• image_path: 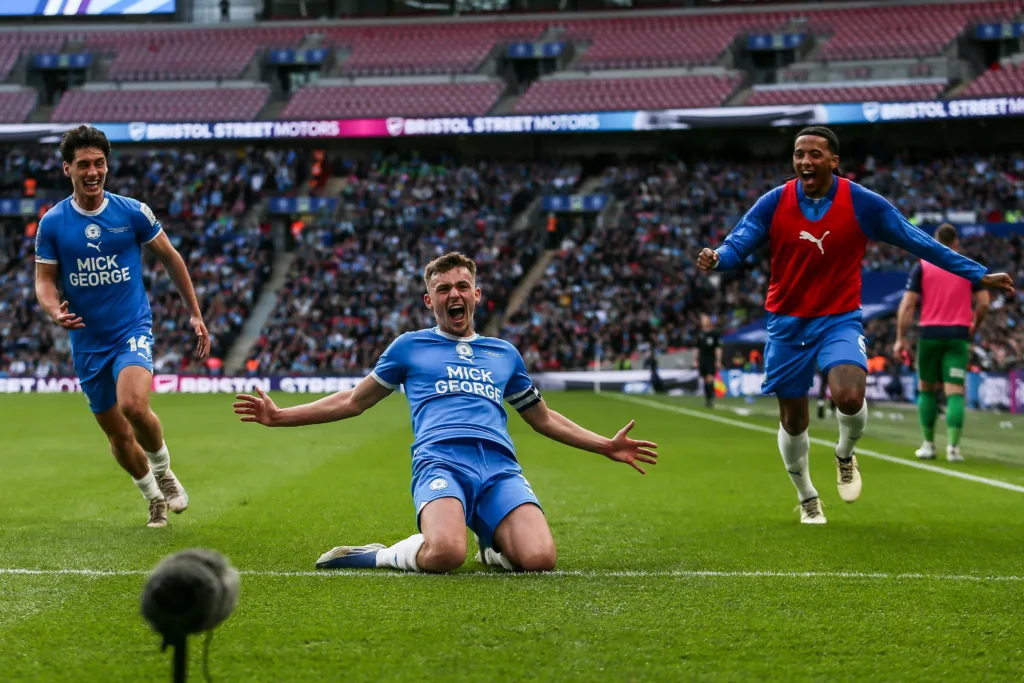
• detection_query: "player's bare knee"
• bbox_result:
[119,399,151,426]
[832,390,864,415]
[422,535,466,572]
[780,415,808,435]
[517,545,556,573]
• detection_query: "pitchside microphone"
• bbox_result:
[141,549,240,683]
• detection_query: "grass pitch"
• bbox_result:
[1,392,1022,681]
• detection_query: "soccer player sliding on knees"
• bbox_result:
[233,252,658,573]
[34,126,210,528]
[697,126,1014,524]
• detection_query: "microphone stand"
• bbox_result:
[163,635,188,683]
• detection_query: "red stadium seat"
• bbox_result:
[747,81,946,105]
[514,73,743,113]
[281,81,504,119]
[0,90,37,123]
[51,87,270,122]
[960,61,1024,97]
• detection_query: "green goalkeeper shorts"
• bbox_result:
[916,338,970,386]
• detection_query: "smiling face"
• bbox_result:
[64,146,107,208]
[793,134,838,199]
[424,266,481,338]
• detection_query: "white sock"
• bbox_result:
[375,533,424,572]
[133,470,163,501]
[778,424,817,502]
[482,547,516,571]
[145,442,170,478]
[836,401,867,460]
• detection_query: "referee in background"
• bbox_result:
[893,223,989,463]
[696,314,722,408]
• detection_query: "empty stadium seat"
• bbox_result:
[810,1,1022,61]
[0,90,38,123]
[0,32,67,81]
[282,81,503,119]
[51,87,270,122]
[747,81,946,105]
[961,61,1024,98]
[80,27,308,81]
[515,73,743,113]
[324,22,544,76]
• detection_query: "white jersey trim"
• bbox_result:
[370,371,397,391]
[432,327,479,342]
[35,257,58,265]
[71,196,108,217]
[142,227,164,245]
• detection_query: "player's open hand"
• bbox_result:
[52,301,85,330]
[191,315,211,359]
[697,248,720,272]
[980,273,1015,295]
[603,420,658,475]
[233,387,280,427]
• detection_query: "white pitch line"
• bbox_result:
[612,394,1024,495]
[0,567,1022,582]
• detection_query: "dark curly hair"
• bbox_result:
[59,125,111,165]
[795,125,840,156]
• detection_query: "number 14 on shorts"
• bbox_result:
[128,334,152,358]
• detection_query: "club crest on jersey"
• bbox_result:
[85,224,101,240]
[456,342,474,362]
[429,478,448,491]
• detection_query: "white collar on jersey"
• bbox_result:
[71,195,108,217]
[433,327,479,342]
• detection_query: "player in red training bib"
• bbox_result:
[697,127,1014,524]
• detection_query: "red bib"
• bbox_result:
[765,178,867,318]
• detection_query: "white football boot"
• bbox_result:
[798,497,827,524]
[157,469,189,514]
[946,445,964,463]
[915,441,937,460]
[835,452,862,503]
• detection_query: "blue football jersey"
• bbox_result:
[34,192,162,353]
[371,327,543,456]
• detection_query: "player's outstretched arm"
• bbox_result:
[861,195,1015,294]
[697,188,776,273]
[233,374,393,427]
[145,231,211,359]
[35,263,85,329]
[519,400,658,475]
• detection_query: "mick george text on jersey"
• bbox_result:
[435,365,503,403]
[69,255,131,288]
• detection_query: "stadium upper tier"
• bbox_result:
[961,60,1024,98]
[0,0,1018,97]
[746,81,947,106]
[0,90,37,124]
[282,81,504,120]
[514,73,744,114]
[52,86,270,123]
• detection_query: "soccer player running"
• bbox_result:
[233,252,658,573]
[697,127,1014,524]
[34,125,210,528]
[696,314,721,408]
[894,223,989,463]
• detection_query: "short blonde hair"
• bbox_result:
[423,252,477,290]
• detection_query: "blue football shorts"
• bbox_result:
[410,438,542,551]
[72,325,155,414]
[762,316,868,399]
